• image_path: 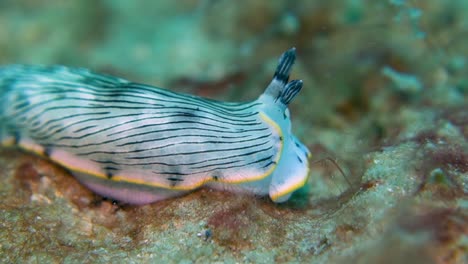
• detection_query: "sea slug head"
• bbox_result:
[258,48,311,203]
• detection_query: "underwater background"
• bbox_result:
[0,0,466,263]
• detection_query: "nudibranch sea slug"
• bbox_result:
[0,48,310,204]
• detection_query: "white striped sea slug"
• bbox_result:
[0,48,310,204]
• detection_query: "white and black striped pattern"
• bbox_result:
[0,48,310,204]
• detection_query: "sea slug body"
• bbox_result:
[0,48,310,204]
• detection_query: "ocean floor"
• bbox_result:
[0,1,466,263]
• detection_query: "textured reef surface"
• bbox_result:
[0,0,466,263]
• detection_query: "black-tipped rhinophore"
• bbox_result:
[273,48,296,84]
[279,80,303,105]
[264,48,299,102]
